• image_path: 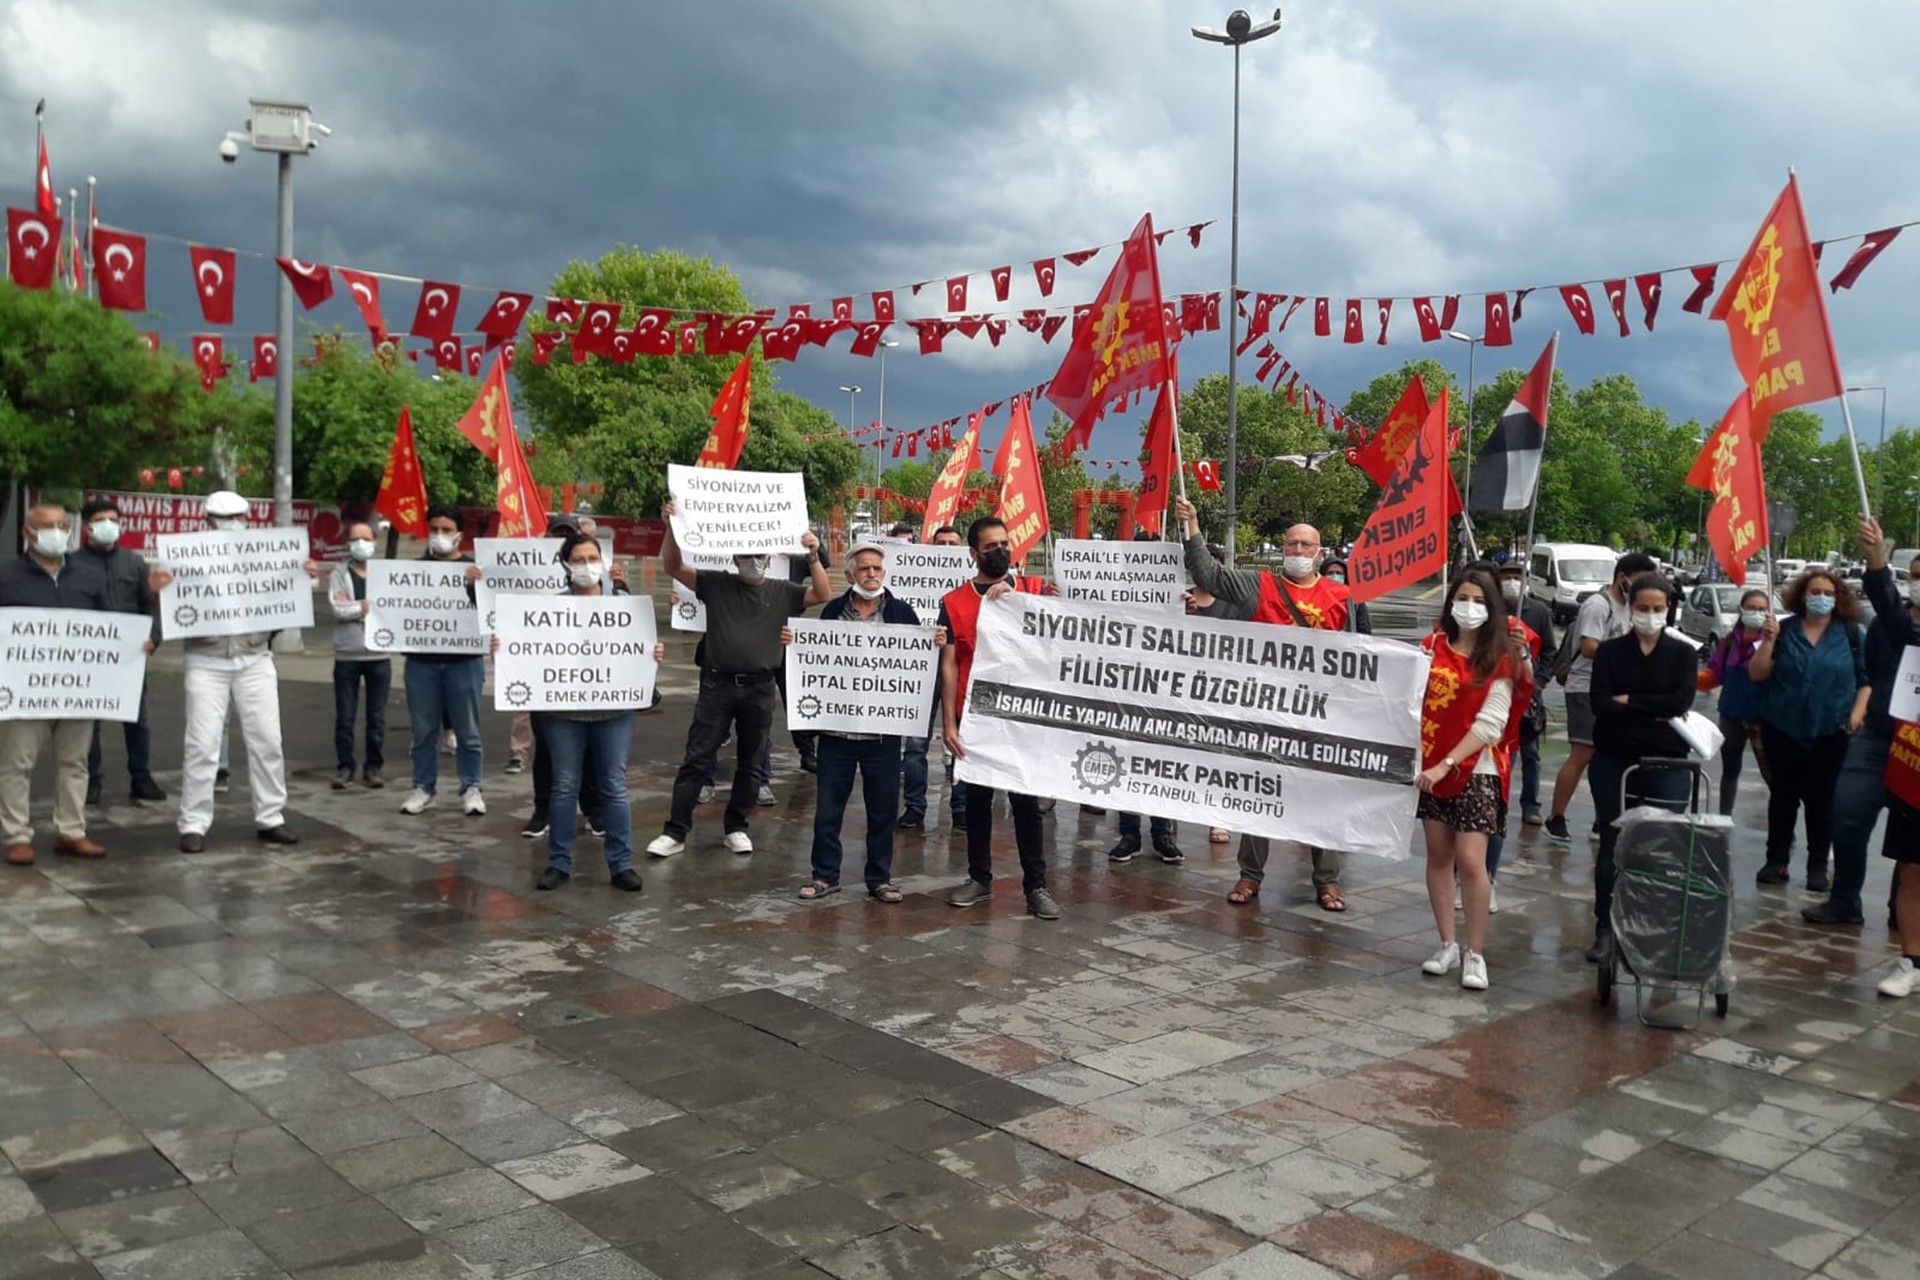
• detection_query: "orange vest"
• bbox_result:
[1252,572,1349,631]
[942,582,988,720]
[1420,634,1514,798]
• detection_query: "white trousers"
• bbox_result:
[181,653,287,834]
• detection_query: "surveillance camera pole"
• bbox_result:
[273,150,294,529]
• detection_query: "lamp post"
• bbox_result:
[875,340,899,494]
[221,100,330,529]
[1845,385,1888,512]
[1446,330,1483,558]
[839,383,863,516]
[1192,8,1283,558]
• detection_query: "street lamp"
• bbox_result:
[838,383,863,506]
[1192,8,1283,558]
[1845,386,1888,511]
[1446,330,1483,558]
[875,340,899,494]
[220,99,330,529]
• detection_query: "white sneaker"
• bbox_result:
[1421,941,1460,976]
[757,784,775,807]
[1488,883,1500,914]
[1878,960,1919,998]
[646,834,684,859]
[461,787,486,816]
[725,831,754,855]
[1461,949,1489,991]
[400,788,434,815]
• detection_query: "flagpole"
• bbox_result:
[65,187,78,290]
[1835,395,1875,518]
[84,175,95,300]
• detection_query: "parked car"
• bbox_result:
[1772,557,1806,584]
[1677,582,1785,657]
[1528,542,1619,624]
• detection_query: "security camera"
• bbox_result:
[219,137,240,163]
[1227,9,1252,38]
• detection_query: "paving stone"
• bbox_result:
[148,1123,316,1183]
[348,1055,482,1099]
[377,1167,538,1233]
[670,1150,813,1212]
[193,1163,360,1228]
[1192,1243,1346,1279]
[1091,1201,1257,1277]
[556,1178,724,1248]
[92,1226,284,1280]
[325,1133,475,1194]
[730,1182,892,1252]
[515,1251,663,1280]
[604,1115,753,1174]
[497,1143,649,1201]
[442,1203,606,1277]
[24,1147,188,1214]
[1,1115,149,1174]
[51,1187,225,1259]
[280,1102,429,1157]
[442,1109,589,1165]
[801,1222,968,1280]
[243,1196,418,1272]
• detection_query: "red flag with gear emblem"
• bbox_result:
[1710,174,1844,422]
[1044,213,1172,454]
[1347,388,1451,604]
[992,394,1050,562]
[920,409,984,541]
[493,406,547,539]
[455,352,512,461]
[375,405,430,538]
[1685,394,1769,587]
[698,357,753,469]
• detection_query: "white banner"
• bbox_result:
[153,528,314,639]
[1053,539,1184,612]
[474,538,606,632]
[1891,647,1920,723]
[667,465,809,556]
[785,618,939,736]
[670,553,791,633]
[954,594,1429,858]
[876,541,973,623]
[493,594,658,713]
[0,609,150,722]
[364,561,485,655]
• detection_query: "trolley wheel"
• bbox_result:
[1714,992,1729,1018]
[1597,955,1615,1007]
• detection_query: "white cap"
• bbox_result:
[848,540,888,560]
[203,490,248,517]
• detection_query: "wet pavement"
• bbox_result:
[3,630,1917,1280]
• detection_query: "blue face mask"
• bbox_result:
[1805,594,1835,618]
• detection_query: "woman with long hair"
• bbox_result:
[1417,567,1520,992]
[1704,586,1774,815]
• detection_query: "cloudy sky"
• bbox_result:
[5,0,1919,465]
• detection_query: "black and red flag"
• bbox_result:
[1469,334,1558,513]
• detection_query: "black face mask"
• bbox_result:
[978,547,1013,579]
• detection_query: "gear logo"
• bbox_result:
[372,628,396,649]
[1072,741,1124,795]
[1426,665,1460,711]
[485,609,497,631]
[0,687,12,713]
[504,680,533,708]
[676,599,698,622]
[681,527,706,549]
[173,604,199,630]
[796,694,823,719]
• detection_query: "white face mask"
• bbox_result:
[1739,609,1769,631]
[212,517,245,532]
[1908,582,1920,608]
[1451,601,1488,631]
[851,581,885,600]
[1282,555,1318,582]
[348,539,376,562]
[569,562,604,589]
[427,533,459,557]
[31,527,68,559]
[1631,609,1666,636]
[735,556,767,584]
[1501,580,1524,604]
[88,520,121,549]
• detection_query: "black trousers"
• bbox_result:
[531,712,602,824]
[965,784,1048,892]
[1760,726,1848,871]
[667,674,776,838]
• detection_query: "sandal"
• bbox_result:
[1316,884,1347,913]
[1210,827,1230,844]
[867,882,904,904]
[1227,878,1261,905]
[797,880,841,900]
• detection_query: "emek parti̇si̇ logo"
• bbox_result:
[1072,741,1124,795]
[796,694,823,719]
[504,680,533,708]
[172,604,199,629]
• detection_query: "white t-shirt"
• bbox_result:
[1564,589,1628,694]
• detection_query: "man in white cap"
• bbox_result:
[172,491,299,852]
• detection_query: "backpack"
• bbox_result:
[1548,625,1581,686]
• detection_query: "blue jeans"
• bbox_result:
[903,731,930,814]
[1827,728,1892,916]
[332,659,390,774]
[545,715,634,875]
[1118,813,1173,841]
[810,734,900,887]
[88,680,154,786]
[406,658,484,793]
[1589,754,1693,928]
[1486,834,1504,883]
[1518,729,1542,811]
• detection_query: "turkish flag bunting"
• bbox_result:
[35,136,54,218]
[907,433,919,458]
[572,303,623,360]
[1255,346,1283,382]
[1376,298,1393,345]
[467,345,486,376]
[1602,279,1630,336]
[1685,393,1769,585]
[493,395,548,538]
[1512,288,1532,322]
[848,320,888,357]
[1410,297,1442,342]
[991,266,1012,301]
[1033,259,1057,296]
[678,320,700,355]
[250,335,278,382]
[1203,293,1221,331]
[1249,293,1277,334]
[789,304,811,320]
[1194,459,1221,491]
[1179,294,1205,335]
[984,317,1008,347]
[1313,298,1331,337]
[375,406,431,537]
[140,332,160,354]
[190,334,223,383]
[1559,284,1596,335]
[1348,387,1452,604]
[871,290,895,322]
[632,308,675,356]
[91,228,147,311]
[335,268,389,344]
[1039,315,1066,344]
[7,208,60,289]
[1279,297,1306,331]
[1439,296,1461,332]
[607,331,636,364]
[698,356,753,469]
[1063,248,1099,267]
[1045,213,1173,455]
[1189,222,1208,248]
[831,296,853,322]
[189,245,236,325]
[476,291,532,345]
[532,332,563,365]
[1235,325,1264,358]
[945,275,968,311]
[1018,309,1046,333]
[433,337,462,373]
[277,258,334,309]
[1484,293,1513,346]
[501,343,516,371]
[920,409,983,541]
[1681,265,1718,314]
[1710,174,1844,421]
[760,316,805,362]
[1635,272,1663,330]
[410,281,462,343]
[545,297,583,326]
[954,314,985,339]
[1829,227,1901,292]
[993,395,1050,562]
[456,353,512,460]
[912,319,946,355]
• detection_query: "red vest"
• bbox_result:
[1420,634,1514,798]
[1487,620,1539,798]
[942,582,988,719]
[1253,571,1349,631]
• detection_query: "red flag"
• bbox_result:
[190,334,223,386]
[140,331,159,354]
[1063,247,1099,267]
[1033,259,1056,296]
[6,208,60,289]
[89,227,146,311]
[1635,272,1663,330]
[34,136,54,218]
[1375,298,1393,345]
[374,407,429,537]
[1313,298,1331,336]
[1829,227,1901,293]
[1484,293,1512,346]
[428,337,459,372]
[1342,299,1365,344]
[1711,176,1844,421]
[1682,265,1718,314]
[1135,377,1178,536]
[1559,284,1596,335]
[1350,377,1431,487]
[466,345,485,376]
[1045,213,1172,452]
[189,245,236,325]
[1348,388,1451,604]
[849,321,889,357]
[830,296,853,323]
[1685,394,1769,586]
[872,290,895,322]
[920,409,984,541]
[945,275,968,311]
[993,395,1049,561]
[991,266,1012,301]
[698,357,753,468]
[532,332,563,365]
[334,268,389,344]
[1194,459,1221,491]
[276,258,334,309]
[493,405,547,539]
[1412,297,1442,342]
[476,291,532,346]
[546,297,583,325]
[410,281,461,343]
[455,353,512,460]
[1439,296,1461,332]
[1602,278,1630,337]
[760,316,805,362]
[250,335,278,382]
[573,302,622,359]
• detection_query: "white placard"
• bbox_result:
[954,593,1430,858]
[154,527,314,639]
[473,537,613,630]
[1891,647,1920,723]
[876,541,974,623]
[364,561,485,655]
[667,465,808,556]
[0,609,150,722]
[493,593,658,712]
[670,553,791,633]
[1053,539,1184,612]
[785,618,939,736]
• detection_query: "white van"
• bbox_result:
[1772,557,1806,585]
[1528,542,1619,624]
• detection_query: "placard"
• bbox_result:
[493,594,658,712]
[667,465,809,555]
[876,541,974,623]
[0,609,150,722]
[1890,647,1920,724]
[364,561,485,654]
[785,618,939,736]
[153,527,314,639]
[472,537,612,631]
[1053,539,1184,611]
[954,593,1429,857]
[670,553,790,633]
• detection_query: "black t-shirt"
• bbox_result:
[1590,633,1695,760]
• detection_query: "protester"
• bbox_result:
[793,542,921,903]
[779,541,829,776]
[1498,560,1555,826]
[650,502,828,857]
[1806,518,1914,929]
[904,523,966,832]
[77,496,165,804]
[171,490,299,853]
[1175,495,1351,911]
[1479,560,1545,910]
[521,514,606,840]
[1586,573,1697,962]
[1749,567,1869,890]
[1181,542,1247,846]
[399,504,487,817]
[1545,553,1656,842]
[1317,556,1371,635]
[887,521,916,541]
[941,517,1058,919]
[327,519,389,789]
[1,502,115,865]
[1703,586,1774,816]
[1415,567,1519,992]
[533,531,664,893]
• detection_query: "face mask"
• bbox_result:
[1451,601,1488,630]
[735,556,767,584]
[1282,555,1317,581]
[348,539,375,562]
[851,582,885,600]
[88,520,121,550]
[212,517,245,532]
[1908,582,1920,607]
[1740,609,1769,631]
[1501,580,1524,604]
[1805,594,1835,618]
[31,528,68,559]
[569,562,605,589]
[978,547,1013,579]
[427,533,459,557]
[1324,572,1345,585]
[1632,609,1666,635]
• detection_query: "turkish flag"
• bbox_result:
[1063,247,1099,267]
[1194,459,1221,491]
[698,356,753,469]
[35,136,54,218]
[573,302,623,360]
[433,337,463,372]
[872,290,895,322]
[455,353,512,460]
[6,208,60,289]
[1045,213,1172,453]
[991,265,1012,302]
[277,258,334,309]
[1135,372,1178,536]
[1830,227,1900,292]
[992,395,1050,561]
[1376,298,1393,345]
[630,308,675,356]
[189,245,236,325]
[1602,279,1630,337]
[677,320,700,355]
[1343,299,1365,344]
[89,228,146,311]
[190,334,223,383]
[605,329,636,365]
[1635,272,1664,330]
[760,316,806,362]
[1685,394,1769,585]
[943,276,968,311]
[493,404,547,539]
[336,268,389,344]
[829,296,853,323]
[476,291,532,346]
[1313,298,1331,336]
[546,297,583,326]
[1033,258,1057,296]
[1682,265,1718,314]
[913,319,947,355]
[532,332,563,365]
[250,335,278,382]
[410,281,461,343]
[1710,175,1844,421]
[1484,293,1513,346]
[1439,296,1461,332]
[1559,284,1596,335]
[1348,387,1451,604]
[466,345,485,376]
[920,409,984,541]
[140,331,160,354]
[1040,315,1065,343]
[849,321,889,357]
[374,406,430,537]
